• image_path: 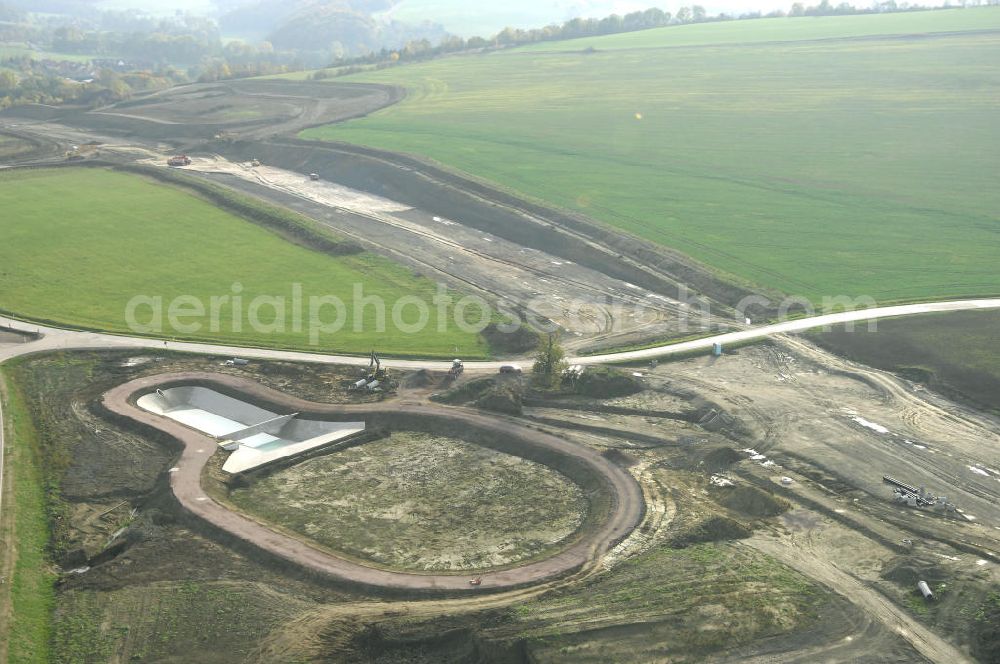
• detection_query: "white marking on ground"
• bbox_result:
[852,416,890,434]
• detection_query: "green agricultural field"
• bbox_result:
[521,7,1000,51]
[0,45,98,63]
[0,168,487,357]
[302,8,1000,303]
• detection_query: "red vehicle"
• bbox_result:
[167,155,191,167]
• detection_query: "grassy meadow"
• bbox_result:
[0,370,56,664]
[302,8,1000,303]
[522,7,1000,51]
[0,168,488,357]
[0,45,98,63]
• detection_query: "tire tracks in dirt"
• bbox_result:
[744,532,971,663]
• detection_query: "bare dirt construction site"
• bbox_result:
[226,432,588,571]
[2,338,996,662]
[1,72,998,664]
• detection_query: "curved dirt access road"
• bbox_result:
[745,534,972,664]
[102,372,644,593]
[67,79,404,145]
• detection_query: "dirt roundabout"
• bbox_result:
[101,371,644,593]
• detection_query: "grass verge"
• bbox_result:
[0,366,56,664]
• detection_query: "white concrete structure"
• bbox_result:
[137,387,364,474]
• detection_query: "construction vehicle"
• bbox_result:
[167,155,191,167]
[350,351,397,392]
[883,475,936,507]
[441,358,464,386]
[367,351,385,380]
[67,143,100,161]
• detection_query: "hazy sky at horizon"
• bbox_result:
[94,0,821,20]
[88,0,887,37]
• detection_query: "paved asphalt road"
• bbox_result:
[4,298,1000,370]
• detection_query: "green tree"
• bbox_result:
[533,334,568,389]
[0,70,18,94]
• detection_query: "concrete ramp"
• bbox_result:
[226,413,298,442]
[137,387,364,474]
[222,421,365,474]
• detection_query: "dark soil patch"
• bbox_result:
[475,382,524,416]
[972,591,1000,663]
[401,368,434,388]
[352,615,528,664]
[881,556,950,588]
[668,516,753,548]
[602,448,639,467]
[432,376,496,405]
[810,309,1000,414]
[700,447,743,472]
[573,365,644,398]
[481,323,540,355]
[713,485,790,518]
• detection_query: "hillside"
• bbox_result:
[300,8,1000,303]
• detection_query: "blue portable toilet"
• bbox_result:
[712,342,723,357]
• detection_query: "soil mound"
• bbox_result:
[715,485,790,518]
[574,366,644,398]
[668,516,752,548]
[402,369,434,388]
[476,383,523,416]
[700,447,742,472]
[433,377,495,405]
[881,556,948,587]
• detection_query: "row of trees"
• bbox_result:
[309,7,687,79]
[0,61,187,109]
[0,4,312,106]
